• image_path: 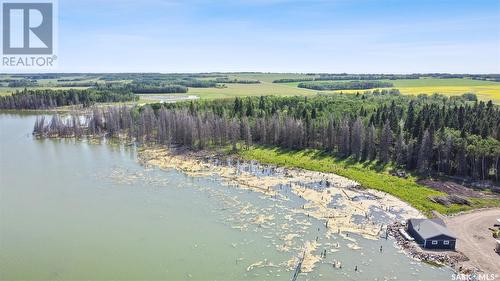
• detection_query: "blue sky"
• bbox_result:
[58,0,500,73]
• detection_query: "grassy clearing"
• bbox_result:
[237,146,499,216]
[187,81,316,99]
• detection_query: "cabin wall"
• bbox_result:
[423,238,456,250]
[407,222,424,245]
[407,221,456,250]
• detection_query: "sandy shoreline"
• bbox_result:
[138,146,426,273]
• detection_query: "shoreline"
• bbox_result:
[138,146,426,273]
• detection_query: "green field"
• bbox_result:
[238,146,500,216]
[194,75,500,102]
[388,79,500,103]
[187,81,315,99]
[280,77,500,103]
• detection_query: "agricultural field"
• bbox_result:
[187,81,314,99]
[278,77,500,103]
[1,73,499,103]
[191,74,500,102]
[387,78,500,103]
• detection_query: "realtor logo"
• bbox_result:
[1,0,57,69]
[2,2,53,54]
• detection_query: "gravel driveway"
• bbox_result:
[446,209,500,276]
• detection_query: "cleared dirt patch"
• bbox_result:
[445,209,500,275]
[418,179,499,199]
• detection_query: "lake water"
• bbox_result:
[0,113,454,280]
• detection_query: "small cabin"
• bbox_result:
[407,218,456,250]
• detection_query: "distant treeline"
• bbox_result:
[273,73,500,83]
[4,72,499,83]
[273,74,420,83]
[10,74,62,79]
[93,82,189,94]
[34,92,499,182]
[471,76,500,82]
[57,78,87,82]
[128,84,189,94]
[7,80,38,87]
[273,78,315,83]
[317,74,419,81]
[427,73,500,81]
[98,73,226,82]
[176,80,217,88]
[55,82,98,87]
[213,78,261,84]
[298,81,394,91]
[0,89,137,110]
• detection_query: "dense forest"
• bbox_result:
[298,81,394,90]
[33,92,500,183]
[0,89,138,109]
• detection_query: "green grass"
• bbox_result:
[187,81,316,99]
[237,146,498,216]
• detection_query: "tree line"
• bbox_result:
[128,84,189,94]
[7,80,38,87]
[0,88,137,110]
[273,74,421,83]
[298,81,394,91]
[55,82,99,88]
[33,93,500,183]
[314,74,421,81]
[213,78,261,84]
[273,77,315,83]
[176,80,218,88]
[273,74,500,83]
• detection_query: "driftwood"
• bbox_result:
[429,195,471,206]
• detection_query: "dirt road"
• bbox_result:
[446,209,500,275]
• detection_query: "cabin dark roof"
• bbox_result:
[409,218,456,240]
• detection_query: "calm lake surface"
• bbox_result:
[0,113,453,280]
